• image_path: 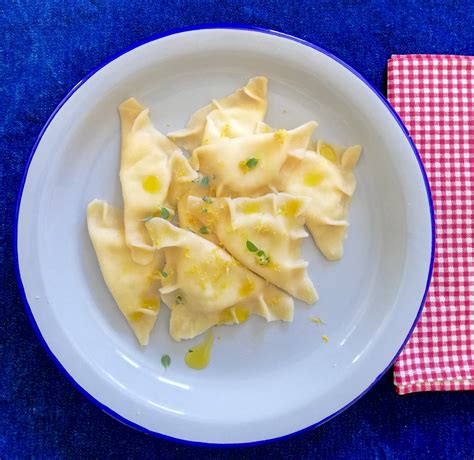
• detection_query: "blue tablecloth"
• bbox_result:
[1,1,473,458]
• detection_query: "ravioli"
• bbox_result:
[256,122,361,259]
[184,193,318,304]
[168,76,268,151]
[119,97,196,265]
[145,218,294,341]
[190,121,317,197]
[87,200,162,346]
[276,140,362,260]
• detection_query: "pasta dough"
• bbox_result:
[168,76,268,151]
[276,140,362,260]
[87,200,162,346]
[145,218,294,341]
[119,97,196,265]
[190,121,317,197]
[184,193,317,304]
[256,122,361,260]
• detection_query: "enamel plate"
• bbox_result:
[15,26,434,445]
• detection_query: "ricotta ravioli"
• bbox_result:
[119,97,196,265]
[190,122,317,197]
[87,200,162,345]
[276,140,361,260]
[145,218,294,341]
[183,193,317,303]
[168,76,268,151]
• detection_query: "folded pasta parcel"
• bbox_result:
[190,121,317,197]
[184,193,318,304]
[168,76,268,151]
[87,200,162,346]
[118,97,197,265]
[255,122,361,260]
[276,140,361,260]
[145,218,294,341]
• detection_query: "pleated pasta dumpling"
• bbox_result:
[145,218,294,341]
[168,76,267,151]
[185,193,318,304]
[119,97,197,265]
[87,200,162,346]
[276,140,362,260]
[190,121,317,197]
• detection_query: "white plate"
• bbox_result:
[15,26,434,446]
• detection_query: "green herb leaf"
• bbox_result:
[246,240,258,252]
[199,226,209,234]
[194,175,209,187]
[257,254,271,266]
[160,207,170,219]
[160,271,168,278]
[176,295,184,304]
[245,157,259,169]
[202,196,213,203]
[201,208,208,213]
[161,354,171,370]
[257,250,264,256]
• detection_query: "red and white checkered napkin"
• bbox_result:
[387,54,474,395]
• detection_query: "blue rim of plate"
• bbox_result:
[13,23,435,448]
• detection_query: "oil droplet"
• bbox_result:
[140,298,159,311]
[219,308,234,324]
[218,306,250,324]
[185,330,214,370]
[142,175,161,194]
[304,171,324,187]
[238,160,250,174]
[241,202,261,214]
[320,144,337,163]
[128,311,143,323]
[279,199,301,217]
[239,278,255,297]
[234,307,249,323]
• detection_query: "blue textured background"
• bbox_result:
[1,1,473,458]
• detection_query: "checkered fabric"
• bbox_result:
[387,55,474,394]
